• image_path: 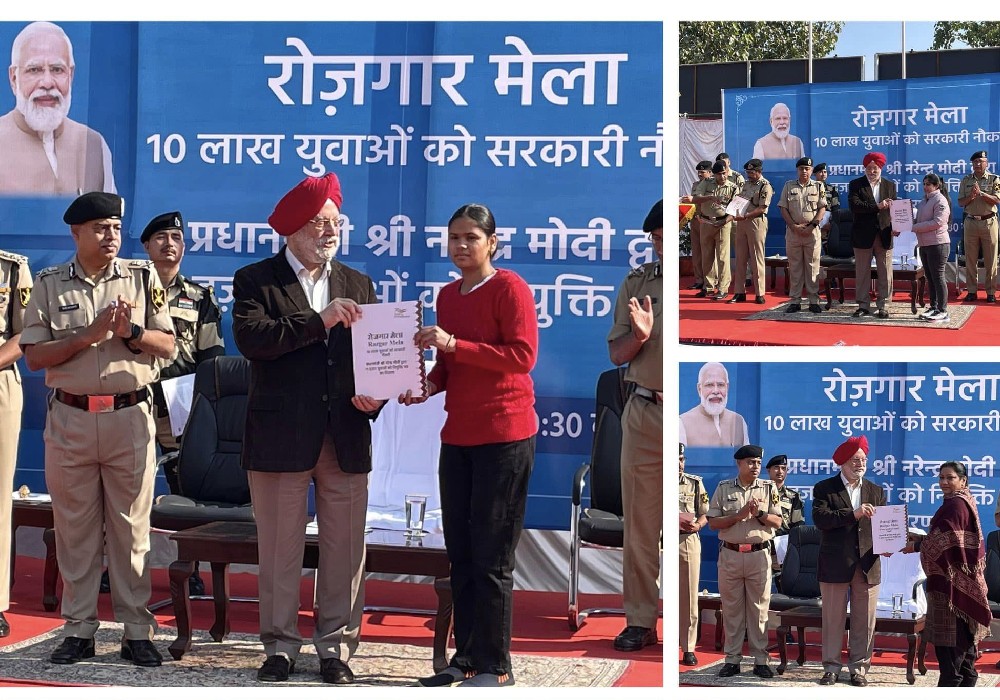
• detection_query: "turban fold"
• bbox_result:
[268,173,343,235]
[862,152,887,168]
[833,435,869,465]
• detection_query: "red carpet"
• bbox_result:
[679,272,1000,346]
[3,555,662,687]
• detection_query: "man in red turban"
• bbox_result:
[811,434,887,687]
[232,173,383,684]
[848,151,898,319]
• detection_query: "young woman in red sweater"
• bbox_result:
[400,203,538,687]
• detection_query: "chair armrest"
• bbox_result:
[572,463,591,506]
[912,575,927,601]
[156,450,179,469]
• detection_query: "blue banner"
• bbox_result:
[0,21,664,529]
[681,361,1000,589]
[721,75,1000,255]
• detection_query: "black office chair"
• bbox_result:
[819,209,856,267]
[568,367,628,631]
[148,356,254,609]
[768,525,822,611]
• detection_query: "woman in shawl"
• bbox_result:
[905,461,992,686]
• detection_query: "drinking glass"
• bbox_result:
[892,593,904,618]
[404,494,427,537]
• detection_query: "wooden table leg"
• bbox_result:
[42,528,59,612]
[168,559,195,660]
[209,562,230,642]
[824,276,833,309]
[714,610,723,651]
[783,264,789,296]
[910,280,917,314]
[9,524,16,592]
[776,624,788,674]
[769,265,776,292]
[797,626,806,665]
[432,576,453,672]
[906,632,917,684]
[917,637,927,675]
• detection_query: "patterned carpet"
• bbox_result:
[742,300,974,330]
[679,658,1000,687]
[0,623,628,687]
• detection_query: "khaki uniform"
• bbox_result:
[608,261,662,629]
[689,178,711,284]
[959,172,1000,295]
[679,472,709,653]
[698,180,738,294]
[152,274,224,452]
[778,179,827,304]
[20,257,174,640]
[0,250,31,614]
[707,477,781,665]
[734,177,772,296]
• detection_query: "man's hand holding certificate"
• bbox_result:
[871,504,908,555]
[350,300,427,401]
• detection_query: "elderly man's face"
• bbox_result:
[9,29,73,132]
[697,366,728,416]
[287,199,342,267]
[770,106,791,139]
[865,162,882,180]
[839,449,868,483]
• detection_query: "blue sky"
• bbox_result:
[833,21,967,80]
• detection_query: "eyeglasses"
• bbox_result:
[308,216,346,231]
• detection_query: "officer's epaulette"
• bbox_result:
[37,265,61,278]
[0,250,27,264]
[685,472,703,483]
[126,259,155,270]
[757,478,774,485]
[185,277,212,295]
[627,264,648,278]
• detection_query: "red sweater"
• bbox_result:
[427,269,538,446]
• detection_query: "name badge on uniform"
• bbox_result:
[176,297,195,311]
[59,303,80,312]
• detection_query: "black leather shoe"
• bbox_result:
[100,569,111,594]
[320,657,355,684]
[613,625,657,651]
[713,291,727,301]
[753,664,774,678]
[50,636,95,664]
[688,282,703,290]
[257,655,294,682]
[755,295,765,304]
[695,289,711,298]
[876,309,890,319]
[988,294,996,303]
[964,292,978,301]
[784,303,801,313]
[0,611,9,638]
[120,639,163,667]
[681,652,698,666]
[718,662,741,677]
[819,671,839,685]
[850,673,868,687]
[852,308,871,317]
[808,303,823,313]
[726,293,746,304]
[188,572,206,597]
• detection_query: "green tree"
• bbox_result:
[679,22,844,65]
[932,22,1000,49]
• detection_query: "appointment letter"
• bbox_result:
[351,300,427,400]
[871,504,908,555]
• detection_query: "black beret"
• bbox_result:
[141,211,184,243]
[716,152,730,161]
[696,160,713,172]
[795,157,813,168]
[679,442,686,456]
[813,162,827,173]
[766,454,788,469]
[711,161,727,174]
[642,199,662,233]
[972,151,988,161]
[63,192,124,225]
[743,158,763,171]
[734,444,764,460]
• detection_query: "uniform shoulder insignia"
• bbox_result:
[127,259,155,269]
[38,265,60,277]
[700,492,709,504]
[627,264,647,278]
[772,491,780,505]
[686,473,703,482]
[0,250,27,264]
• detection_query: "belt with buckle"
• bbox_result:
[632,385,663,405]
[967,212,996,221]
[701,215,727,222]
[721,541,768,553]
[54,388,149,413]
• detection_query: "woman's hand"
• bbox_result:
[398,381,438,406]
[415,326,455,353]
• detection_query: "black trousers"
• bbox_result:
[934,618,979,687]
[438,436,535,675]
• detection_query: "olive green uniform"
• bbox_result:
[778,179,827,304]
[734,177,773,296]
[608,261,662,629]
[698,180,738,294]
[153,273,224,452]
[679,472,709,654]
[959,172,1000,295]
[20,257,174,641]
[707,477,781,666]
[0,250,31,615]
